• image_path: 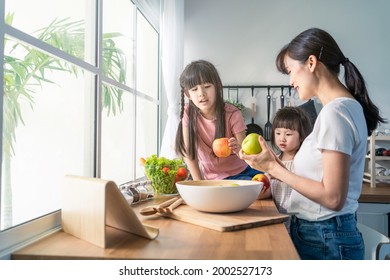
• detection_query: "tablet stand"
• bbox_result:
[61,175,159,248]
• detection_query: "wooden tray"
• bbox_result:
[160,201,289,232]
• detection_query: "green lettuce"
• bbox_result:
[144,155,185,194]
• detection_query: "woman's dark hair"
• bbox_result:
[276,27,386,135]
[175,60,226,159]
[270,107,313,151]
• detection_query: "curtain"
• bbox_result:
[159,0,184,159]
[133,0,160,31]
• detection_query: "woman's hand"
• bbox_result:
[239,135,281,174]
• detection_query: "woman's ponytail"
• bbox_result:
[343,60,386,135]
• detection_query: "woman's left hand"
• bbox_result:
[239,135,281,174]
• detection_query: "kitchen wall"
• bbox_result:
[174,0,390,132]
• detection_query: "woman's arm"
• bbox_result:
[240,136,350,210]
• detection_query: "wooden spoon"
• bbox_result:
[139,197,179,216]
[139,206,159,216]
[164,198,184,213]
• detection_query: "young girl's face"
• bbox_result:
[274,128,301,154]
[186,82,217,117]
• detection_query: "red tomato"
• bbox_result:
[175,174,182,182]
[176,167,187,179]
[162,167,170,175]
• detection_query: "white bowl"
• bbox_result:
[175,180,263,213]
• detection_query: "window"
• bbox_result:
[0,0,160,257]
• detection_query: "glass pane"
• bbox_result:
[136,10,159,99]
[136,97,158,179]
[103,0,135,87]
[5,0,94,64]
[101,84,135,184]
[2,39,93,230]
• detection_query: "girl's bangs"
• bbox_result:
[183,65,214,89]
[275,118,299,131]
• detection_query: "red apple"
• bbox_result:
[212,138,232,158]
[252,174,270,192]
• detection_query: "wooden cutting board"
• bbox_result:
[160,200,289,232]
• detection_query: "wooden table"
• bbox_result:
[359,182,390,203]
[11,198,299,260]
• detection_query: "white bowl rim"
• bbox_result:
[175,180,263,213]
[176,179,263,188]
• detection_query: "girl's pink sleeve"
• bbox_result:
[230,109,247,134]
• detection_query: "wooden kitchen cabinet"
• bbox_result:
[363,134,390,188]
[358,183,390,238]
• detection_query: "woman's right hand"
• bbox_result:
[239,135,281,174]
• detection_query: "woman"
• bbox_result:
[240,28,386,260]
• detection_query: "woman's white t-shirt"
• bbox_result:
[288,98,367,221]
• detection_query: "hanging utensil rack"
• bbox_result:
[223,85,292,90]
[223,85,293,104]
[223,85,293,141]
[223,85,293,109]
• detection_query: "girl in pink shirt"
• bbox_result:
[175,60,261,180]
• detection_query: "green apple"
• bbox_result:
[242,133,262,155]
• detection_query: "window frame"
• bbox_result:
[0,0,161,259]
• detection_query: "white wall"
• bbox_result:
[180,0,390,130]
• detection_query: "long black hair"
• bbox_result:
[276,28,386,135]
[175,60,226,160]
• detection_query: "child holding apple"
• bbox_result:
[259,107,312,232]
[240,28,386,260]
[175,60,262,181]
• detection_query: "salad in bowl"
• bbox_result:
[141,154,189,195]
